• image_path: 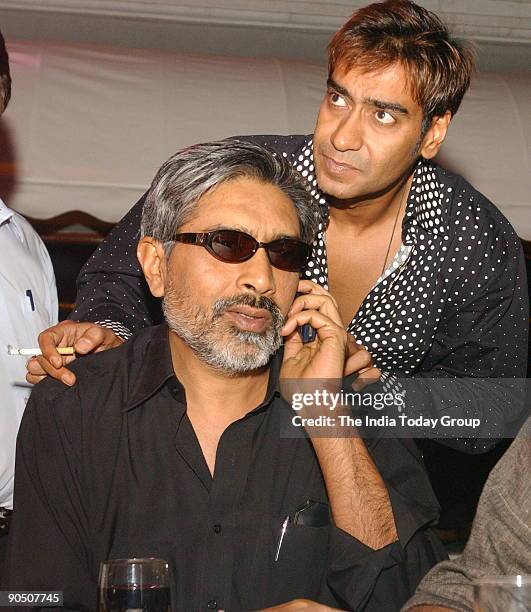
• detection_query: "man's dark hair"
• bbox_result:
[141,139,320,253]
[0,30,11,115]
[328,0,475,131]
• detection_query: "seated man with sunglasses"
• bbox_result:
[4,141,445,611]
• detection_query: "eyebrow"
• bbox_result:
[327,78,410,117]
[202,224,298,242]
[365,96,410,116]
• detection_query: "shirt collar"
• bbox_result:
[0,199,26,243]
[124,323,282,412]
[304,138,449,241]
[0,199,14,225]
[124,323,177,411]
[402,158,449,243]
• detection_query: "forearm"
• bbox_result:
[311,436,397,549]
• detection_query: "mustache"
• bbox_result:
[212,294,284,325]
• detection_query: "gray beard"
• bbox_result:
[162,288,284,376]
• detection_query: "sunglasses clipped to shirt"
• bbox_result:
[173,229,311,272]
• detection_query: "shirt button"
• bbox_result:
[213,524,222,534]
[207,599,218,609]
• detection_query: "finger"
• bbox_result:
[296,280,340,310]
[346,333,364,353]
[282,311,347,369]
[26,356,46,377]
[38,326,69,369]
[352,367,382,391]
[344,346,373,376]
[281,328,308,362]
[34,354,77,386]
[29,354,76,370]
[282,309,345,342]
[72,325,107,354]
[297,279,334,298]
[26,372,47,385]
[288,293,343,327]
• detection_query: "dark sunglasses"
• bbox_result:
[173,229,310,272]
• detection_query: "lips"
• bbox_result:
[321,153,361,176]
[225,305,272,333]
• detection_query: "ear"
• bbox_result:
[419,111,452,159]
[137,237,168,298]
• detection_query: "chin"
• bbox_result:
[317,176,359,201]
[314,169,350,199]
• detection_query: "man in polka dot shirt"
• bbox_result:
[30,3,528,449]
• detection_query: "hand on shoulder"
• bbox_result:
[26,320,123,386]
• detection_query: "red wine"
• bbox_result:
[99,585,171,612]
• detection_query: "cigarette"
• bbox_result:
[7,345,75,356]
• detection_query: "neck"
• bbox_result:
[168,331,270,423]
[328,167,415,232]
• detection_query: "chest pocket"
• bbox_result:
[18,289,51,337]
[231,511,330,607]
[20,290,36,315]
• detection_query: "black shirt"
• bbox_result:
[4,325,445,611]
[70,135,529,451]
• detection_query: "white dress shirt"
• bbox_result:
[0,199,58,509]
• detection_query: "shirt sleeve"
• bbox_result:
[2,384,96,611]
[384,209,529,453]
[326,524,446,611]
[401,421,531,612]
[321,423,447,610]
[326,527,399,610]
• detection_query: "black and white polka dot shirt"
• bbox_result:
[71,135,529,449]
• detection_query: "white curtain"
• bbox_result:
[1,41,530,239]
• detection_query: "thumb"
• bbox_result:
[282,329,303,360]
[73,324,107,354]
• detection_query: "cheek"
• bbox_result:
[167,249,230,300]
[274,273,299,315]
[314,103,333,137]
[366,133,417,175]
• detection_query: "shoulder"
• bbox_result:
[469,418,531,556]
[3,211,49,253]
[24,326,157,430]
[0,212,55,284]
[229,134,311,157]
[487,417,531,496]
[435,164,521,253]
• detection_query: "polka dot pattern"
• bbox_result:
[72,134,529,450]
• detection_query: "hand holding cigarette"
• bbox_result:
[25,320,124,386]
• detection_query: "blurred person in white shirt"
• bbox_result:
[0,28,58,573]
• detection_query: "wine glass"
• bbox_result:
[98,557,171,612]
[474,575,531,611]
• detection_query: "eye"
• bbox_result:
[375,110,396,125]
[328,91,347,108]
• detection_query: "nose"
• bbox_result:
[330,110,364,152]
[235,247,276,295]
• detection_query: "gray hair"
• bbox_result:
[141,139,320,252]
